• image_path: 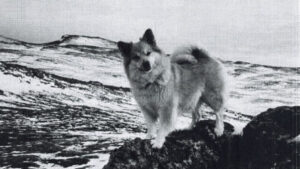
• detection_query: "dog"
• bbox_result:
[117,29,227,148]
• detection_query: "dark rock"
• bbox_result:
[241,106,300,169]
[56,150,88,157]
[0,155,41,169]
[103,106,299,169]
[0,89,4,95]
[103,120,235,169]
[42,157,90,168]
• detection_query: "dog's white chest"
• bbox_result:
[132,84,170,112]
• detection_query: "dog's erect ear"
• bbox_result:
[117,41,132,57]
[141,29,156,46]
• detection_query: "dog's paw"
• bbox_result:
[151,138,164,149]
[214,126,224,136]
[188,123,196,130]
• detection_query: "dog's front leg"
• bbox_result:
[141,109,157,139]
[151,98,178,148]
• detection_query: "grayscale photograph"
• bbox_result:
[0,0,299,169]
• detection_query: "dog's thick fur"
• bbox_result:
[118,29,227,148]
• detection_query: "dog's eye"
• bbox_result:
[146,52,151,56]
[132,55,140,61]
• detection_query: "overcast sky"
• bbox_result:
[0,0,299,66]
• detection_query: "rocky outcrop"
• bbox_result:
[241,106,299,169]
[103,106,299,169]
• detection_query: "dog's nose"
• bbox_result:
[141,61,151,71]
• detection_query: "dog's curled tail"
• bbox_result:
[171,45,209,64]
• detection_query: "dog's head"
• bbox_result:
[117,29,165,73]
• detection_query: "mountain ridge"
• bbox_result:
[1,34,299,69]
[0,34,116,48]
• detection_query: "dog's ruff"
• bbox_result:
[118,29,228,148]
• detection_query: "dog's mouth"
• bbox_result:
[138,67,152,73]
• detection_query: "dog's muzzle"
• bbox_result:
[139,61,151,72]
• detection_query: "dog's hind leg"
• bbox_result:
[203,92,225,136]
[214,105,224,136]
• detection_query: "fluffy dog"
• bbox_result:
[118,29,227,148]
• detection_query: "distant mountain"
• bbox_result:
[0,34,116,47]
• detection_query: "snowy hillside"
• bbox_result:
[0,35,299,168]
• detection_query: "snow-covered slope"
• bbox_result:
[0,35,299,168]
